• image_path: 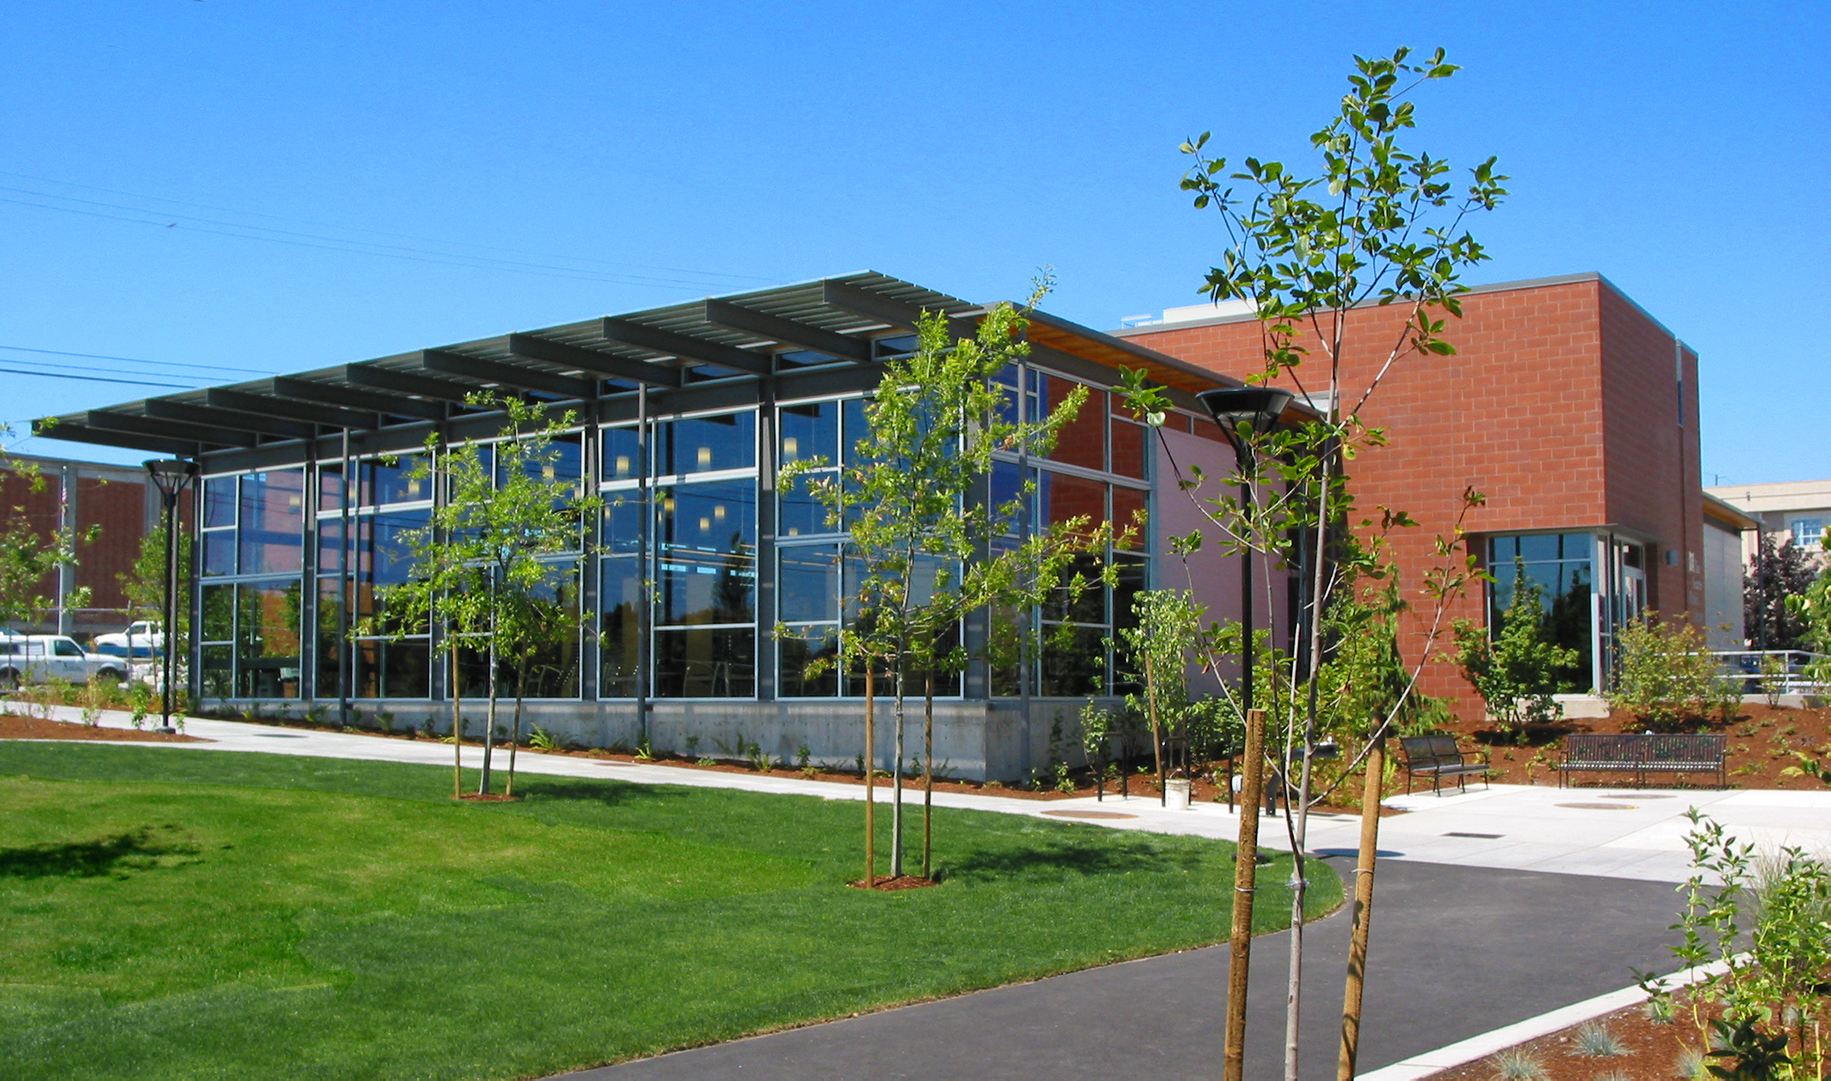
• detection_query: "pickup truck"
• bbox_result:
[0,635,129,691]
[92,620,164,659]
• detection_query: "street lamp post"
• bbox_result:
[1194,385,1291,1081]
[143,459,197,732]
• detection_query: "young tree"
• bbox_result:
[1123,45,1505,1081]
[1114,588,1206,803]
[370,394,597,798]
[0,431,92,629]
[1453,563,1579,739]
[1745,533,1818,652]
[781,291,1096,882]
[118,526,192,659]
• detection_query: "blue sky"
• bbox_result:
[3,1,1825,485]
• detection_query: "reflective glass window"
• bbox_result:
[780,401,839,466]
[653,627,755,697]
[203,476,237,528]
[238,470,305,575]
[602,426,642,481]
[779,545,839,623]
[658,412,754,476]
[599,558,642,699]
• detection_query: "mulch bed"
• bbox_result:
[0,714,207,743]
[1428,987,1813,1081]
[1438,702,1831,790]
[849,875,938,890]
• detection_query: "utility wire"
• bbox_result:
[0,343,273,376]
[0,186,748,291]
[0,168,777,284]
[0,366,192,388]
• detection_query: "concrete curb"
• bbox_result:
[1355,956,1738,1080]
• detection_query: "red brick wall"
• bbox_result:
[0,460,156,636]
[1125,277,1697,715]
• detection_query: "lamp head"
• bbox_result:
[1195,387,1295,457]
[143,458,197,498]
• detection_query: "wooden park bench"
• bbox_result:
[1398,735,1491,796]
[1557,733,1727,789]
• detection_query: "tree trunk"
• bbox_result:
[1337,736,1386,1081]
[1146,651,1163,806]
[1223,707,1269,1081]
[449,646,463,799]
[864,664,875,888]
[922,669,934,880]
[479,641,497,795]
[506,661,526,799]
[891,660,906,879]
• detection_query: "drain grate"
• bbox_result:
[1444,831,1504,839]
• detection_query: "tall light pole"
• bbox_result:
[1194,385,1291,1081]
[144,459,196,732]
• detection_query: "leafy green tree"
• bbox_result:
[1605,611,1736,731]
[0,431,92,628]
[119,526,191,658]
[369,394,598,799]
[1453,563,1579,737]
[781,291,1096,882]
[1114,588,1206,799]
[1745,532,1818,651]
[1120,45,1504,1080]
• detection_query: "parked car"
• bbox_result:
[92,620,164,659]
[0,635,129,691]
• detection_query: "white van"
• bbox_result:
[92,620,164,659]
[0,635,128,691]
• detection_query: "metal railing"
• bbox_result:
[1710,649,1829,696]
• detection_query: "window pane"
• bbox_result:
[653,627,754,697]
[1039,625,1106,698]
[235,580,302,699]
[1112,487,1148,547]
[658,548,755,625]
[201,644,234,698]
[318,465,345,515]
[602,490,645,555]
[1046,381,1106,471]
[497,432,583,493]
[317,517,344,574]
[779,626,838,697]
[1039,470,1106,538]
[658,412,754,476]
[202,531,236,577]
[1560,533,1592,560]
[990,459,1025,534]
[599,558,642,699]
[203,476,236,528]
[354,510,430,632]
[1516,533,1558,563]
[842,398,870,465]
[239,470,305,576]
[1111,418,1148,480]
[364,455,430,506]
[778,483,832,538]
[602,425,643,481]
[779,545,839,623]
[780,401,838,466]
[317,577,344,697]
[355,638,431,699]
[1044,552,1106,624]
[201,583,236,641]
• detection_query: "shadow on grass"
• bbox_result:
[945,837,1202,881]
[0,825,200,880]
[507,775,692,807]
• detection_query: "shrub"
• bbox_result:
[1454,564,1579,737]
[1606,612,1736,730]
[1492,1046,1548,1080]
[1573,1019,1625,1057]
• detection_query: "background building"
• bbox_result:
[1705,478,1831,566]
[0,453,161,639]
[1120,272,1711,714]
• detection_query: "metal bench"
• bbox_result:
[1557,733,1727,789]
[1398,735,1491,796]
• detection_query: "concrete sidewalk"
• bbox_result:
[26,705,1831,884]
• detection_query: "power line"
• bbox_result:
[0,169,778,284]
[0,366,192,388]
[0,185,754,291]
[0,343,273,376]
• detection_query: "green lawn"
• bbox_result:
[0,743,1340,1080]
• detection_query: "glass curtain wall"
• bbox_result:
[197,469,306,699]
[317,455,434,700]
[599,410,759,699]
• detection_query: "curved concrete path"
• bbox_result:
[562,858,1681,1079]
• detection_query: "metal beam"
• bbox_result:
[343,364,482,405]
[596,318,771,376]
[86,410,259,448]
[420,349,597,400]
[143,399,317,441]
[702,300,872,363]
[272,376,445,422]
[32,420,202,457]
[209,387,380,431]
[820,280,979,339]
[508,333,687,386]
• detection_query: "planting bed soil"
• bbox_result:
[1438,702,1831,791]
[1431,988,1822,1081]
[0,714,205,743]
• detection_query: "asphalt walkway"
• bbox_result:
[561,859,1682,1079]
